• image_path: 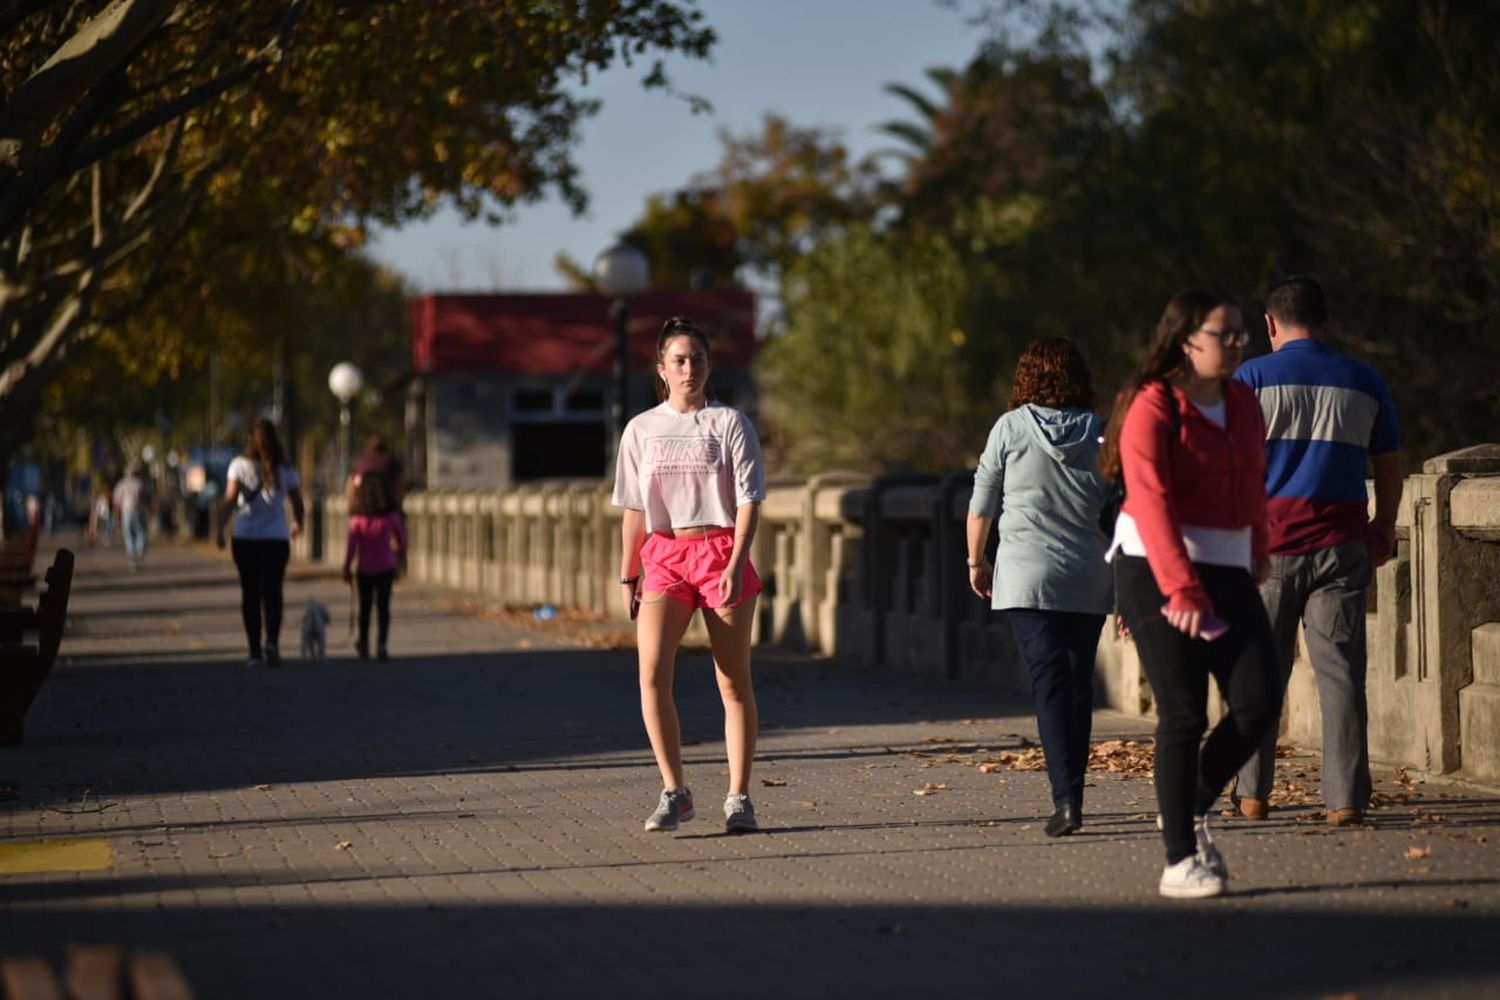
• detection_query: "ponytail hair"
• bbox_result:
[1097,289,1236,480]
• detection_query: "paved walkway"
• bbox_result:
[2,535,1498,998]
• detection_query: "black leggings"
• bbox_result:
[231,538,290,656]
[357,570,394,650]
[1114,556,1282,864]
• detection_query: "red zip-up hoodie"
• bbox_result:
[1119,379,1268,613]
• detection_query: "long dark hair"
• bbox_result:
[1097,289,1236,480]
[654,316,712,402]
[246,418,288,491]
[355,471,389,517]
[1007,336,1096,411]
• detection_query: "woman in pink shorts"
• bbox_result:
[612,316,767,834]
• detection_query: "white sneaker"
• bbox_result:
[724,793,758,833]
[1155,813,1229,882]
[1159,855,1227,899]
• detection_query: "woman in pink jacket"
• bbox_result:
[343,474,407,661]
[1098,289,1281,900]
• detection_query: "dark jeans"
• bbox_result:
[1114,556,1282,864]
[357,570,395,650]
[1006,609,1105,811]
[231,538,290,656]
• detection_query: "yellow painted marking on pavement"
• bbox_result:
[0,837,113,874]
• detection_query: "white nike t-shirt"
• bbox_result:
[611,402,766,534]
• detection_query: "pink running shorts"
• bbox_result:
[640,528,762,609]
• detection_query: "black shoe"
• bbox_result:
[265,643,281,667]
[356,641,369,660]
[1045,803,1083,838]
[376,647,390,662]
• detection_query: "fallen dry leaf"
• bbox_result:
[334,841,353,851]
[1404,845,1432,860]
[761,778,788,787]
[253,784,272,791]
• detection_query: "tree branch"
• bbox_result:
[63,0,309,175]
[0,0,180,167]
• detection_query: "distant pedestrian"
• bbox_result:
[613,316,767,834]
[966,337,1115,838]
[1098,289,1281,899]
[343,473,406,662]
[112,462,153,570]
[89,487,113,546]
[349,435,406,515]
[217,419,305,667]
[1232,276,1402,827]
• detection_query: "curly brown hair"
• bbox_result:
[1006,336,1096,411]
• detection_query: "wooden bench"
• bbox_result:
[0,944,194,999]
[0,523,41,605]
[0,549,73,746]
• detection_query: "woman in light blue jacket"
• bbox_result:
[966,337,1115,837]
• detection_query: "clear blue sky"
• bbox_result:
[365,0,985,292]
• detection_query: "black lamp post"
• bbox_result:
[591,242,650,472]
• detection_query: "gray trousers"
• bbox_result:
[1235,540,1373,810]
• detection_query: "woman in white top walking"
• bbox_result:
[217,418,305,666]
[613,317,767,834]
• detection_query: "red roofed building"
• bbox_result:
[407,289,756,489]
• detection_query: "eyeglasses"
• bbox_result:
[1195,326,1250,347]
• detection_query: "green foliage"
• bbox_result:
[758,227,985,473]
[753,0,1500,470]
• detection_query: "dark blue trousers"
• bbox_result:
[1006,609,1106,811]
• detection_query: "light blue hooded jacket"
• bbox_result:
[969,404,1114,614]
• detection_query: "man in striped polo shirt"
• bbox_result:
[1232,276,1402,827]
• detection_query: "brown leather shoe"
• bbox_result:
[1328,807,1364,827]
[1238,797,1268,820]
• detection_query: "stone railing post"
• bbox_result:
[1407,445,1500,773]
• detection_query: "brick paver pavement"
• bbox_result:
[2,536,1498,998]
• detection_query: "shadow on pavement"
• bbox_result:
[0,900,1495,999]
[9,648,1057,799]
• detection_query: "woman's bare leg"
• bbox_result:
[703,595,758,794]
[637,592,698,789]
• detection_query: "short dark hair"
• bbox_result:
[1265,275,1327,330]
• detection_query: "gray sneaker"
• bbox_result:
[724,793,757,833]
[643,787,695,832]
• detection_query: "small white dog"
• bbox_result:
[300,597,331,662]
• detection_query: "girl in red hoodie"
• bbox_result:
[1099,289,1280,900]
[343,473,406,661]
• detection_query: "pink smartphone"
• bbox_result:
[1161,604,1229,641]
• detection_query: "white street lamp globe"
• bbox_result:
[592,242,650,297]
[328,362,364,404]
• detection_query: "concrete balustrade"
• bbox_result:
[301,443,1500,782]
